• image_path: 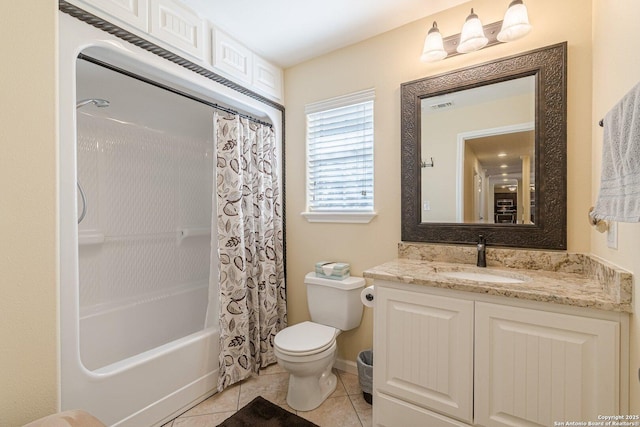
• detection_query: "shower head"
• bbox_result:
[76,98,110,109]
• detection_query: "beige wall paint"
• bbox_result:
[284,0,593,362]
[0,1,59,425]
[591,0,640,413]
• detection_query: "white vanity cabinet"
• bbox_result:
[373,281,627,427]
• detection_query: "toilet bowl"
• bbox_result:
[274,321,339,411]
[273,273,365,411]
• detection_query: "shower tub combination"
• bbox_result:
[67,55,221,426]
[60,11,282,425]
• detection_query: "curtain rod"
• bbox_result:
[77,53,273,128]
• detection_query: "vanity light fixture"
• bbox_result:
[500,164,508,168]
[420,1,531,63]
[498,152,507,157]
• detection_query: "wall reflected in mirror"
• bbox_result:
[420,76,535,224]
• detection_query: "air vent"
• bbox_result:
[429,101,454,110]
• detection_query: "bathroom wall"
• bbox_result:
[284,0,593,363]
[0,1,59,425]
[591,0,640,413]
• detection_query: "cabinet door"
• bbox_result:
[150,0,205,60]
[475,302,619,427]
[211,29,253,85]
[74,0,149,31]
[374,287,474,423]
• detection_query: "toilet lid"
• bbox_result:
[274,321,337,355]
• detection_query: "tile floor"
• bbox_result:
[162,364,372,427]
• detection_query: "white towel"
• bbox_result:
[591,81,640,222]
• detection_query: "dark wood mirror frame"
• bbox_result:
[401,42,567,249]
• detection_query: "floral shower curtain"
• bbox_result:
[213,111,286,391]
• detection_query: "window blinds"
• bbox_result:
[306,95,374,212]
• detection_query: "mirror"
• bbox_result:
[401,43,567,249]
[421,76,535,224]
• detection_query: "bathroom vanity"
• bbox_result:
[364,244,632,427]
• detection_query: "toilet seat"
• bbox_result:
[274,321,337,356]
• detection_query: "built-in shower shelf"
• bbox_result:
[78,231,105,246]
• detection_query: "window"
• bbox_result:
[302,88,376,223]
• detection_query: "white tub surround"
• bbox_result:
[59,8,284,426]
[365,243,631,427]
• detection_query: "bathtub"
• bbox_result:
[79,282,211,371]
[62,282,219,426]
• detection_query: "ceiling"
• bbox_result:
[180,0,469,68]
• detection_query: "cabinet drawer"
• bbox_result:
[375,392,471,427]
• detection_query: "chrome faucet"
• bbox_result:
[477,235,487,268]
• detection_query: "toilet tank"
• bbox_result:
[304,272,365,331]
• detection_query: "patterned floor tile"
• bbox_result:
[297,396,363,427]
[179,384,239,417]
[166,368,365,426]
[349,392,372,427]
[338,370,362,396]
[172,412,235,426]
[238,372,290,408]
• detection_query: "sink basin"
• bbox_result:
[440,271,526,284]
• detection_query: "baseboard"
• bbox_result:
[334,357,358,375]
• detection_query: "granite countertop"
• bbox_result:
[363,257,632,313]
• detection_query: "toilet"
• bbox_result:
[274,272,365,411]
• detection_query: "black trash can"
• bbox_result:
[357,349,373,404]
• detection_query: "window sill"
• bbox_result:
[301,211,377,224]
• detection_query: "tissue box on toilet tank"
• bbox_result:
[315,262,350,280]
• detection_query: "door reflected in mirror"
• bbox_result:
[420,76,535,224]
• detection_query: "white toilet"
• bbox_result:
[274,272,365,411]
